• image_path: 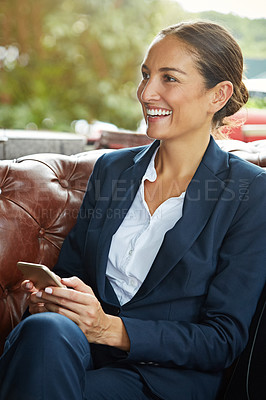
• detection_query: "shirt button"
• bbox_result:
[128,249,133,256]
[129,278,137,287]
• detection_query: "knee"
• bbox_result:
[7,313,77,350]
[22,313,72,336]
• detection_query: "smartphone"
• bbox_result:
[17,261,64,290]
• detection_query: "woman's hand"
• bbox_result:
[33,276,130,351]
[21,280,49,314]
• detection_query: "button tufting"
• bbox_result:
[0,288,9,298]
[39,228,46,237]
[59,179,69,188]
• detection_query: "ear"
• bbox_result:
[209,81,234,113]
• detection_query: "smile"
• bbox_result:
[146,108,172,117]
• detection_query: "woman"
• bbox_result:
[1,21,266,400]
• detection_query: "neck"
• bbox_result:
[155,133,211,182]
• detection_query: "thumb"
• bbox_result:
[61,276,95,295]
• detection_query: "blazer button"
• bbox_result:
[113,307,120,315]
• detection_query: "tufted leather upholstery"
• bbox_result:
[0,139,265,361]
[0,149,110,353]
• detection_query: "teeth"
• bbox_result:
[147,108,172,116]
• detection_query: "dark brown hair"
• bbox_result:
[159,21,249,135]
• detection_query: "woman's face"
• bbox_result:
[137,35,214,142]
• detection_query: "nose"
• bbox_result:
[139,78,161,103]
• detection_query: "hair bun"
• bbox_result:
[240,81,249,105]
[224,81,249,118]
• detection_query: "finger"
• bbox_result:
[21,280,37,293]
[45,302,79,323]
[29,303,48,314]
[61,277,94,295]
[44,299,101,333]
[39,287,96,307]
[42,294,90,324]
[31,291,47,304]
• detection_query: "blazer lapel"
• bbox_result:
[129,137,230,304]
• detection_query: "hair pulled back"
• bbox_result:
[159,21,249,132]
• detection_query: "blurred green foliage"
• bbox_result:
[247,97,266,109]
[0,0,265,132]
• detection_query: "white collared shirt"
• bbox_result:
[106,148,185,305]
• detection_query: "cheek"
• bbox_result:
[136,82,145,103]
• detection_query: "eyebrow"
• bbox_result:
[142,64,187,75]
[159,67,187,75]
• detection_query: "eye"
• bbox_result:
[163,74,178,83]
[142,71,150,80]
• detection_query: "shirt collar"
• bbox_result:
[142,146,159,183]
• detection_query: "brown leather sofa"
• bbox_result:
[0,148,109,353]
[0,139,266,399]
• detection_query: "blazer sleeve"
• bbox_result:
[53,154,105,279]
[121,171,266,372]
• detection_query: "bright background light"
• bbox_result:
[176,0,266,19]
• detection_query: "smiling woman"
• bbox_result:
[0,20,266,400]
[136,22,249,211]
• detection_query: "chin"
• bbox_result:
[146,131,159,140]
[146,128,166,141]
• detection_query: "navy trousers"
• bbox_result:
[0,313,158,400]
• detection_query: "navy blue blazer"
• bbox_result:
[54,137,266,400]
